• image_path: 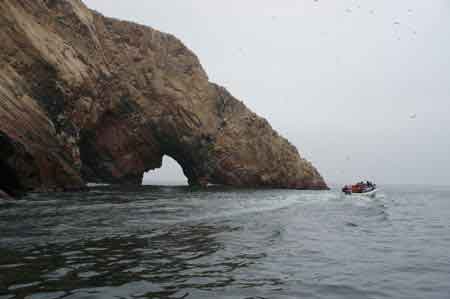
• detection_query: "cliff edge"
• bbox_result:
[0,0,327,195]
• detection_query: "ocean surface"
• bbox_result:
[1,185,449,299]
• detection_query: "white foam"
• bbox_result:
[87,182,110,187]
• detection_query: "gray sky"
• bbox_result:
[84,0,450,186]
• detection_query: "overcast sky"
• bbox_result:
[84,0,450,186]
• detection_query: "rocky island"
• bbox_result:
[0,0,327,197]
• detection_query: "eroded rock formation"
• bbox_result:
[0,0,327,194]
[0,189,12,200]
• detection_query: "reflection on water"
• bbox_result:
[1,223,252,298]
[1,186,450,299]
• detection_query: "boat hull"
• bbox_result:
[345,189,377,198]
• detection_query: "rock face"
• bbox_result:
[0,189,12,200]
[0,0,327,194]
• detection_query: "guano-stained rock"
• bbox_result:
[0,0,328,195]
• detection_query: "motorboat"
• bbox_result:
[342,181,377,198]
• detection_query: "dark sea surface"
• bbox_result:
[0,185,449,299]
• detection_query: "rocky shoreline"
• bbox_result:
[0,0,327,196]
[0,189,12,200]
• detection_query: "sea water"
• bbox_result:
[0,185,449,299]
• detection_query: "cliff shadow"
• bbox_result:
[0,133,26,197]
[0,159,22,197]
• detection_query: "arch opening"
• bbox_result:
[142,155,188,186]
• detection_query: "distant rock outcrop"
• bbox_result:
[0,0,327,195]
[0,189,12,200]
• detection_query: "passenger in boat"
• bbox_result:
[366,181,376,191]
[342,185,352,194]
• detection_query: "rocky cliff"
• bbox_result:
[0,0,327,196]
